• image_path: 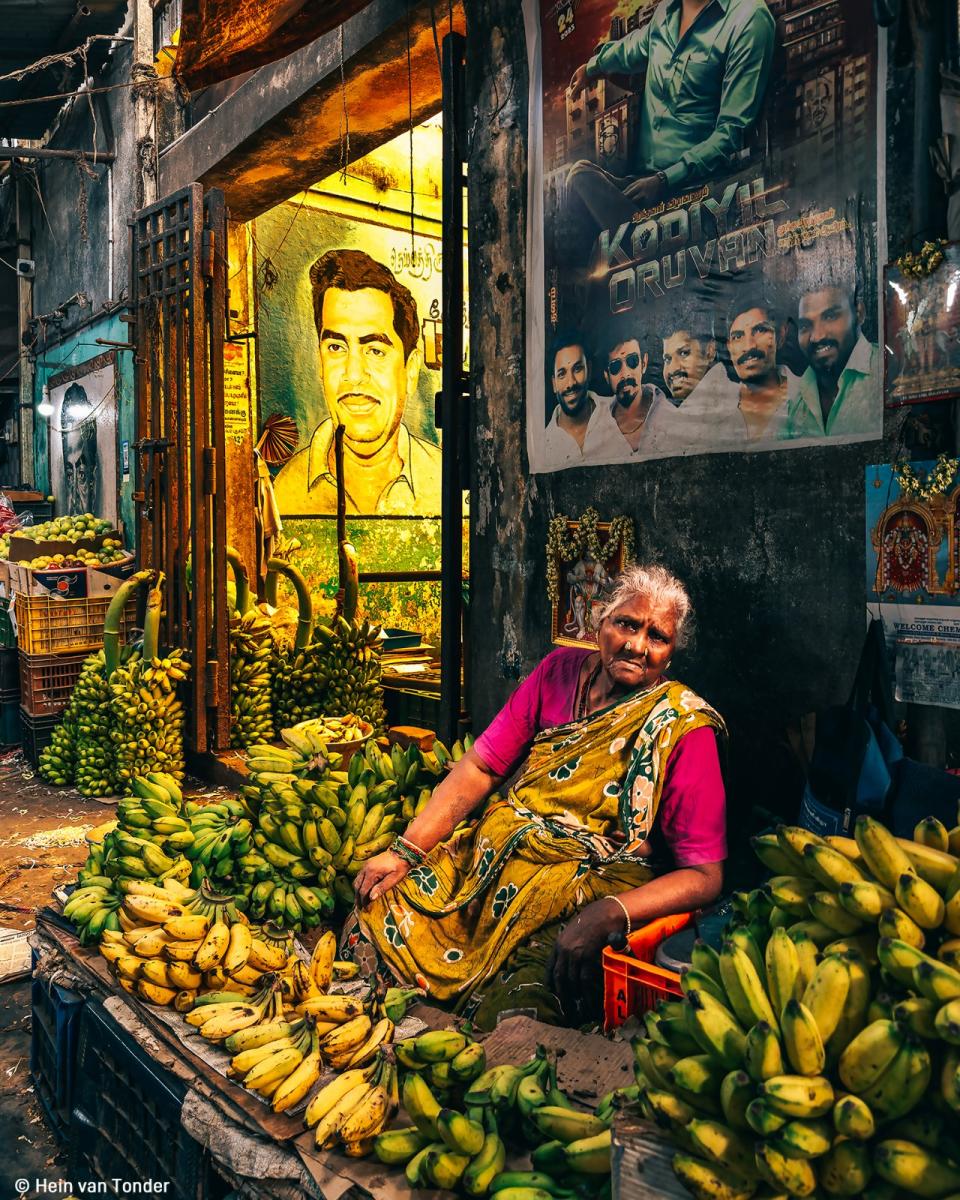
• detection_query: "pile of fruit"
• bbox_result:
[271,617,386,735]
[238,729,469,924]
[631,814,960,1200]
[374,1034,613,1194]
[0,513,118,559]
[16,541,128,570]
[39,645,141,795]
[229,606,275,749]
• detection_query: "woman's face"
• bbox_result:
[598,595,678,692]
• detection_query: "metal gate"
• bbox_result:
[130,184,231,753]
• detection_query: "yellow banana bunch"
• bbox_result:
[308,1056,396,1152]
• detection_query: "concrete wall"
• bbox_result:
[463,0,907,824]
[32,312,136,542]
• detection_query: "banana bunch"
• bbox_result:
[307,1054,398,1155]
[109,649,189,790]
[183,974,287,1039]
[393,1030,490,1103]
[182,794,257,891]
[229,607,275,749]
[311,616,387,733]
[388,1041,611,1191]
[227,1013,325,1112]
[63,878,123,945]
[39,646,141,794]
[270,642,335,732]
[626,813,960,1200]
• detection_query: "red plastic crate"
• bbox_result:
[602,910,695,1031]
[19,649,88,716]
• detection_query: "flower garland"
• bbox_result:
[546,507,636,602]
[895,454,960,502]
[893,239,948,279]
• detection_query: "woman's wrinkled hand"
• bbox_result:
[354,851,410,907]
[548,899,621,1016]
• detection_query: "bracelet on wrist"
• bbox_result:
[605,894,632,938]
[392,836,429,868]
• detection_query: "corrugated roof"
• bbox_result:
[0,0,130,139]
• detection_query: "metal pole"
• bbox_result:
[0,148,116,163]
[15,176,34,487]
[439,31,466,746]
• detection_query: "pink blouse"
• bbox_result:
[473,647,726,868]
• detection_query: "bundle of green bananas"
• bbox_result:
[109,650,189,790]
[62,879,123,944]
[628,814,960,1200]
[312,616,387,732]
[229,607,275,749]
[182,794,257,890]
[38,646,141,794]
[270,617,386,734]
[382,1039,612,1192]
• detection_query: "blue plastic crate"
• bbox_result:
[69,1001,222,1200]
[30,970,84,1143]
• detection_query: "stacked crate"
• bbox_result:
[16,593,138,765]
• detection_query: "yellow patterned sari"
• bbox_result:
[355,679,724,1020]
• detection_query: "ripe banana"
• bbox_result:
[672,1153,753,1200]
[874,1138,960,1197]
[685,990,747,1069]
[781,998,826,1076]
[760,1074,834,1119]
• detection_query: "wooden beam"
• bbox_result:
[159,0,464,222]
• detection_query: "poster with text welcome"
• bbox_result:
[524,0,882,473]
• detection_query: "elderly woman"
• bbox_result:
[351,564,726,1027]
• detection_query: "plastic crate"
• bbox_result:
[14,592,138,655]
[19,648,89,716]
[20,707,61,765]
[30,970,85,1143]
[384,685,440,730]
[602,910,695,1031]
[0,645,18,691]
[0,602,14,649]
[0,693,20,746]
[69,1000,221,1200]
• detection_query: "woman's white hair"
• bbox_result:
[598,563,695,648]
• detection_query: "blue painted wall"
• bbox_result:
[32,312,136,547]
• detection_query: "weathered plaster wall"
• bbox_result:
[32,312,136,542]
[464,0,903,820]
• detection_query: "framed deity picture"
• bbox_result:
[46,351,120,527]
[549,519,628,648]
[884,243,960,407]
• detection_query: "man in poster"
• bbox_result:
[60,382,101,516]
[784,281,880,438]
[661,311,719,403]
[274,249,442,515]
[565,0,776,242]
[543,331,601,467]
[585,331,680,458]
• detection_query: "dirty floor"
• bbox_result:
[0,751,109,1192]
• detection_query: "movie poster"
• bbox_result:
[47,353,119,527]
[523,0,882,472]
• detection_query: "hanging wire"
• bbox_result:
[0,33,132,86]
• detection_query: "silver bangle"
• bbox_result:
[606,894,632,938]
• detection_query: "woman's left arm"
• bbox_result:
[550,862,723,999]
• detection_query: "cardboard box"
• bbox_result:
[6,529,123,562]
[7,554,135,599]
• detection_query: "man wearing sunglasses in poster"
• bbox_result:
[583,328,681,460]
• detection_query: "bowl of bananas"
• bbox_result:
[293,714,374,761]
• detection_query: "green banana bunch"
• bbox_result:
[39,646,140,794]
[229,607,275,749]
[109,649,189,791]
